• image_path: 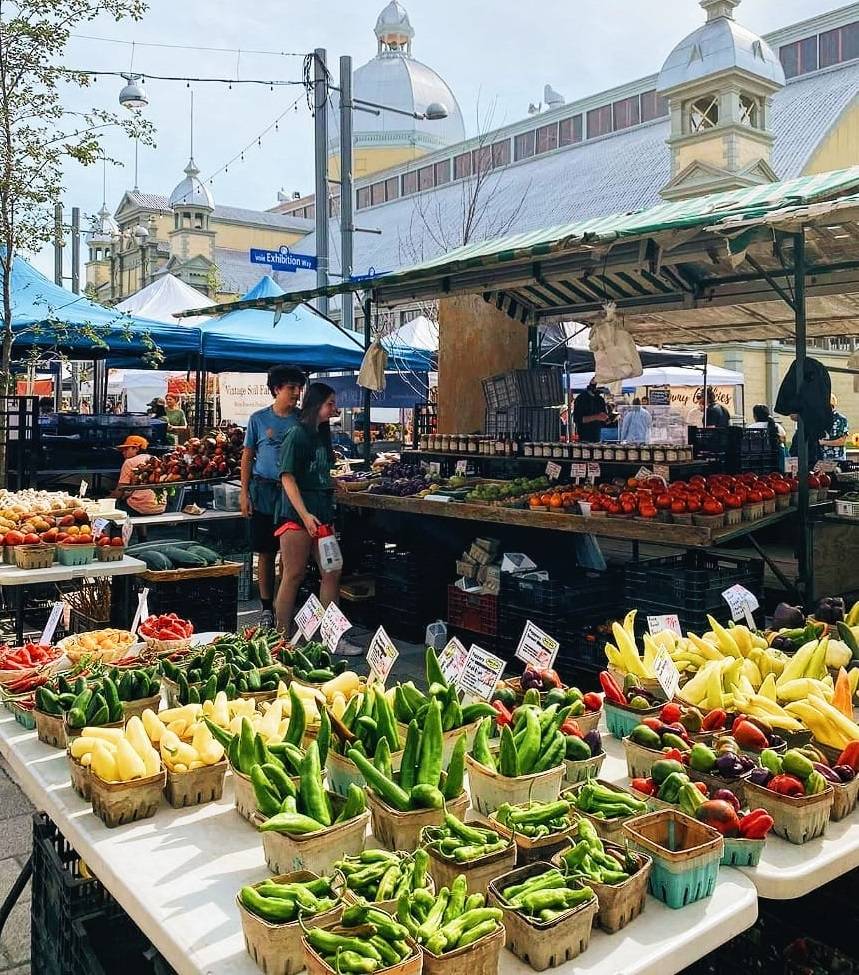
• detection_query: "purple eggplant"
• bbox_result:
[768,734,786,750]
[813,762,841,784]
[833,765,856,783]
[748,767,772,786]
[736,754,756,772]
[583,730,603,757]
[715,753,746,778]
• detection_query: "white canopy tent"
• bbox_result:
[565,363,744,392]
[116,274,211,327]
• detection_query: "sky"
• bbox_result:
[40,0,843,280]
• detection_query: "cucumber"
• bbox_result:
[186,545,220,566]
[162,546,206,568]
[139,550,172,571]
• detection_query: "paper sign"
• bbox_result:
[92,517,107,536]
[515,619,560,670]
[295,594,325,640]
[571,463,587,481]
[428,462,441,478]
[587,463,601,482]
[40,602,64,646]
[79,479,88,498]
[653,646,681,700]
[455,460,468,475]
[636,467,653,481]
[647,614,682,637]
[367,626,399,684]
[131,588,150,634]
[722,584,759,626]
[458,644,506,701]
[653,464,670,482]
[438,637,468,684]
[546,461,562,481]
[320,602,352,652]
[121,519,134,545]
[424,494,452,503]
[816,460,839,473]
[785,457,798,475]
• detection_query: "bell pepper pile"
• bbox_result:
[498,866,595,923]
[628,720,692,757]
[726,715,787,753]
[334,684,401,763]
[396,875,502,955]
[693,796,774,839]
[393,649,495,731]
[347,700,466,811]
[334,849,430,903]
[564,727,603,762]
[255,740,367,835]
[599,671,661,711]
[0,643,58,670]
[304,904,417,972]
[657,701,732,735]
[494,798,575,839]
[47,675,125,728]
[280,641,348,683]
[559,819,640,885]
[747,746,854,795]
[423,811,510,862]
[688,739,756,780]
[239,874,339,924]
[632,758,709,815]
[138,613,193,641]
[472,700,569,777]
[567,780,648,821]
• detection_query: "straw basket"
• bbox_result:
[551,845,652,934]
[562,780,647,843]
[368,787,468,853]
[325,746,403,798]
[63,718,124,746]
[831,776,859,822]
[396,721,480,766]
[164,760,227,808]
[725,507,743,525]
[563,751,605,787]
[720,837,766,867]
[144,635,193,657]
[622,737,666,780]
[237,870,343,975]
[687,766,748,804]
[488,863,598,972]
[488,806,578,867]
[67,753,92,800]
[89,768,166,828]
[742,779,834,844]
[14,544,55,569]
[34,708,66,749]
[258,793,370,875]
[121,693,161,722]
[302,923,421,975]
[603,700,662,740]
[465,754,564,817]
[341,859,435,915]
[422,828,515,897]
[622,810,723,909]
[421,919,505,975]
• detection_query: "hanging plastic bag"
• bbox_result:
[357,339,388,391]
[589,305,642,384]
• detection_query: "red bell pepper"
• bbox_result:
[768,774,805,797]
[660,702,682,724]
[663,748,686,764]
[693,781,708,795]
[599,671,626,706]
[738,808,774,839]
[733,719,769,752]
[560,718,582,737]
[837,741,859,773]
[641,717,663,732]
[631,778,654,795]
[582,692,602,713]
[491,700,513,727]
[701,708,728,732]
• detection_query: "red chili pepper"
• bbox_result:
[641,717,663,732]
[582,692,602,713]
[837,742,859,772]
[663,748,686,764]
[701,708,728,732]
[693,781,708,795]
[631,777,654,795]
[560,718,582,737]
[739,808,774,839]
[491,700,513,727]
[769,774,805,797]
[599,671,626,706]
[660,702,682,724]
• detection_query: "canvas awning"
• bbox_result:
[116,274,212,327]
[565,363,744,392]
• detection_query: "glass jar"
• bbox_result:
[627,446,640,462]
[653,445,666,463]
[614,445,627,462]
[552,443,564,459]
[666,446,679,462]
[602,445,615,462]
[419,434,429,451]
[465,436,475,454]
[591,445,603,460]
[639,445,652,463]
[523,441,533,457]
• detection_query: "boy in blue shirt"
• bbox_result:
[241,365,306,627]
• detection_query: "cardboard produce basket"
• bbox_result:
[302,921,421,975]
[89,768,167,828]
[326,746,403,798]
[396,720,479,766]
[67,753,92,800]
[164,759,227,808]
[488,807,578,867]
[488,862,598,971]
[257,792,370,875]
[465,754,565,817]
[622,737,665,780]
[237,870,343,975]
[622,809,723,909]
[422,828,516,897]
[368,788,468,853]
[720,836,765,867]
[121,693,161,722]
[831,775,859,822]
[562,780,647,843]
[562,751,604,787]
[232,766,257,823]
[34,708,66,749]
[742,779,834,844]
[422,919,505,975]
[551,845,652,933]
[603,700,661,740]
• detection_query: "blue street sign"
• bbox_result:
[249,245,318,272]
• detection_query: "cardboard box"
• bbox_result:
[457,559,480,579]
[469,544,496,566]
[473,537,501,556]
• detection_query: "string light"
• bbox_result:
[70,34,308,58]
[61,67,305,88]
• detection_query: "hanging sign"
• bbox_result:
[647,614,682,638]
[635,468,653,481]
[40,602,65,646]
[458,645,506,701]
[249,245,317,272]
[320,603,352,652]
[515,619,560,670]
[438,637,468,685]
[79,479,88,498]
[587,463,601,482]
[571,463,587,482]
[785,457,799,475]
[295,594,325,640]
[367,626,399,684]
[455,460,468,476]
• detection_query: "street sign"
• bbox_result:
[249,246,317,272]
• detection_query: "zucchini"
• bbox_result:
[139,550,172,571]
[186,545,220,566]
[163,546,206,568]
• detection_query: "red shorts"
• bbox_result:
[274,521,333,537]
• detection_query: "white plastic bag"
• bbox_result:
[589,315,642,385]
[357,340,388,391]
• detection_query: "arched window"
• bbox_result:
[689,96,719,133]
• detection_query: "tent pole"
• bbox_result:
[794,229,811,600]
[362,295,372,462]
[702,354,708,427]
[564,360,572,441]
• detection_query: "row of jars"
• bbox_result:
[418,432,694,463]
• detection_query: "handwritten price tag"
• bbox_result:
[785,457,798,475]
[571,463,587,481]
[295,594,325,640]
[515,619,560,670]
[367,626,399,684]
[636,467,653,481]
[438,637,468,684]
[79,479,88,498]
[131,588,150,634]
[40,602,64,646]
[320,602,352,652]
[458,645,506,701]
[428,462,442,478]
[546,461,562,481]
[653,647,680,700]
[722,584,759,626]
[647,614,682,637]
[455,460,468,475]
[587,462,601,482]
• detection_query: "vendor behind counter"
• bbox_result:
[112,435,166,515]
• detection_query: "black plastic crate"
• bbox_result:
[70,911,170,975]
[131,572,238,633]
[447,586,498,637]
[485,407,559,441]
[482,369,562,408]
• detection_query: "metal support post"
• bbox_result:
[53,204,63,286]
[362,294,372,462]
[313,49,330,316]
[793,230,811,598]
[71,207,80,294]
[340,55,354,336]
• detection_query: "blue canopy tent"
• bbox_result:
[324,371,430,409]
[2,257,201,367]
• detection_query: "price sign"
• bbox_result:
[721,584,759,626]
[79,479,88,498]
[438,637,468,684]
[545,461,562,481]
[40,601,64,646]
[587,462,601,482]
[295,594,325,640]
[653,646,681,700]
[653,464,670,482]
[816,460,839,473]
[785,457,799,475]
[428,461,441,478]
[121,519,134,545]
[131,588,150,634]
[455,460,468,475]
[367,626,399,684]
[458,644,506,701]
[515,619,560,670]
[424,495,452,503]
[320,602,352,652]
[636,467,653,481]
[647,614,682,637]
[571,463,587,482]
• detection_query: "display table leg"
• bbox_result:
[0,855,31,935]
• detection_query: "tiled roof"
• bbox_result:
[214,247,297,296]
[118,194,312,232]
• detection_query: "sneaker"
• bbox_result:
[258,609,275,629]
[335,637,364,657]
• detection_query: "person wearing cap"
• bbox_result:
[111,435,166,516]
[573,378,609,442]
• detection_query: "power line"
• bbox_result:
[61,68,306,88]
[69,33,308,58]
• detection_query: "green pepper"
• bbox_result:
[238,716,256,775]
[678,781,706,816]
[805,769,828,796]
[374,737,393,779]
[250,765,282,817]
[335,783,367,823]
[760,748,784,776]
[416,886,450,942]
[516,708,542,774]
[285,684,305,747]
[629,724,661,748]
[239,886,297,922]
[443,733,466,800]
[657,771,690,804]
[260,762,295,801]
[305,928,381,962]
[424,907,503,954]
[348,749,411,811]
[565,735,590,761]
[688,743,717,773]
[399,720,420,793]
[534,731,566,772]
[499,724,518,777]
[258,811,323,834]
[508,800,571,827]
[316,708,331,768]
[472,718,495,770]
[417,699,444,788]
[652,758,687,784]
[782,749,814,781]
[298,741,332,826]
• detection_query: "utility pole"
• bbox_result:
[339,55,354,334]
[71,207,80,294]
[53,204,63,286]
[313,49,330,316]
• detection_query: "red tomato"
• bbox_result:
[686,497,702,513]
[747,490,763,503]
[639,506,658,518]
[703,498,724,515]
[655,494,672,510]
[670,499,687,514]
[818,472,831,488]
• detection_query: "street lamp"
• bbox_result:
[119,73,148,111]
[134,223,149,288]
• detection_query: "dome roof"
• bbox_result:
[375,1,413,39]
[169,157,214,211]
[658,0,785,94]
[86,203,118,243]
